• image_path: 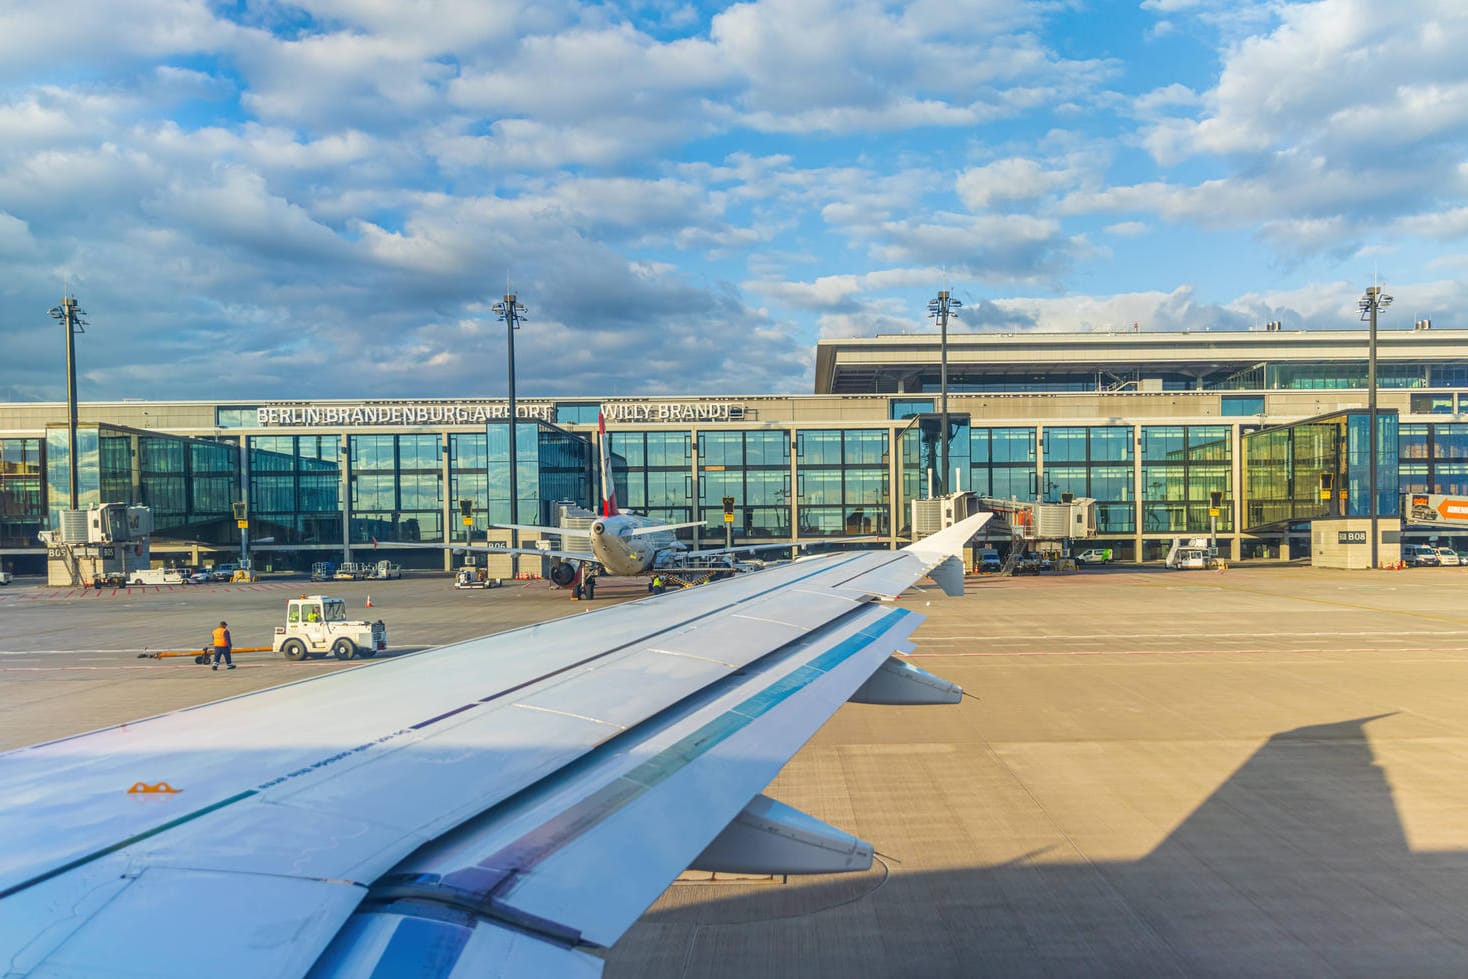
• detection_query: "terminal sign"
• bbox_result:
[1337,531,1367,544]
[255,401,746,428]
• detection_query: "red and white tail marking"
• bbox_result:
[598,411,620,517]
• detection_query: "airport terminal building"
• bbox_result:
[4,326,1468,574]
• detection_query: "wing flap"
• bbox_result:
[17,867,363,979]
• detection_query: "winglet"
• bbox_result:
[597,411,620,518]
[902,511,991,560]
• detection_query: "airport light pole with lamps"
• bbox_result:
[48,294,87,511]
[927,290,961,497]
[493,293,527,579]
[1360,283,1392,570]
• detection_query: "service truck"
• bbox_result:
[129,568,185,586]
[372,560,402,580]
[273,595,387,661]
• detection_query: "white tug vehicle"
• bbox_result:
[273,595,387,661]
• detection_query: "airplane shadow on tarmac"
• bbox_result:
[611,716,1468,979]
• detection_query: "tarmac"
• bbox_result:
[3,563,1468,977]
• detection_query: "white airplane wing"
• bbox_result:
[491,522,592,538]
[0,513,989,978]
[626,519,705,537]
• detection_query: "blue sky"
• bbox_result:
[2,0,1465,402]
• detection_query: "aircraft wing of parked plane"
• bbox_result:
[0,512,988,979]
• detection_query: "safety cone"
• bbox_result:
[365,595,373,608]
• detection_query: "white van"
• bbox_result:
[129,568,184,586]
[1402,544,1440,567]
[1433,546,1461,567]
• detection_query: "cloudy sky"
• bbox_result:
[2,0,1466,402]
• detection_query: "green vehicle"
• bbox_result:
[1075,547,1113,565]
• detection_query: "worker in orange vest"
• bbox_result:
[211,621,235,671]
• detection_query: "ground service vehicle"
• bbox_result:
[1403,544,1440,567]
[1075,548,1113,565]
[976,549,1002,573]
[210,563,236,581]
[0,571,12,585]
[1165,538,1223,570]
[273,595,387,661]
[311,561,337,581]
[373,560,402,580]
[129,568,184,586]
[335,562,369,580]
[1433,546,1460,567]
[455,567,503,589]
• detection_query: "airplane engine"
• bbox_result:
[549,561,578,587]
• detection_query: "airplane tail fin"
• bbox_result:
[598,411,621,517]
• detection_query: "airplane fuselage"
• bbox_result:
[589,515,682,576]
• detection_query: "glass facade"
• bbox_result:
[249,435,344,546]
[44,425,239,543]
[554,403,602,425]
[1140,425,1232,534]
[607,430,692,531]
[1040,426,1136,533]
[798,429,889,536]
[20,379,1468,573]
[485,421,593,527]
[698,430,790,538]
[1399,423,1468,496]
[216,406,260,428]
[1243,411,1399,530]
[969,427,1036,502]
[1,438,45,549]
[349,433,443,544]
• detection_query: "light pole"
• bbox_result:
[927,290,962,496]
[48,295,87,511]
[1359,283,1392,570]
[493,293,527,578]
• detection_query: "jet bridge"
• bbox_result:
[973,496,1097,544]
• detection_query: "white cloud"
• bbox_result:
[956,158,1076,210]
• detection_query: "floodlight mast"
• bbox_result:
[493,293,527,578]
[1359,283,1392,570]
[927,291,962,496]
[47,295,88,511]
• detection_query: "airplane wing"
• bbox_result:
[383,540,597,563]
[627,520,705,537]
[0,513,989,978]
[490,522,592,538]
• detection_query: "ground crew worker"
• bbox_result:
[584,574,596,600]
[651,574,663,594]
[211,620,234,671]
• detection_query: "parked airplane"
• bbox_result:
[0,512,990,977]
[400,412,872,586]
